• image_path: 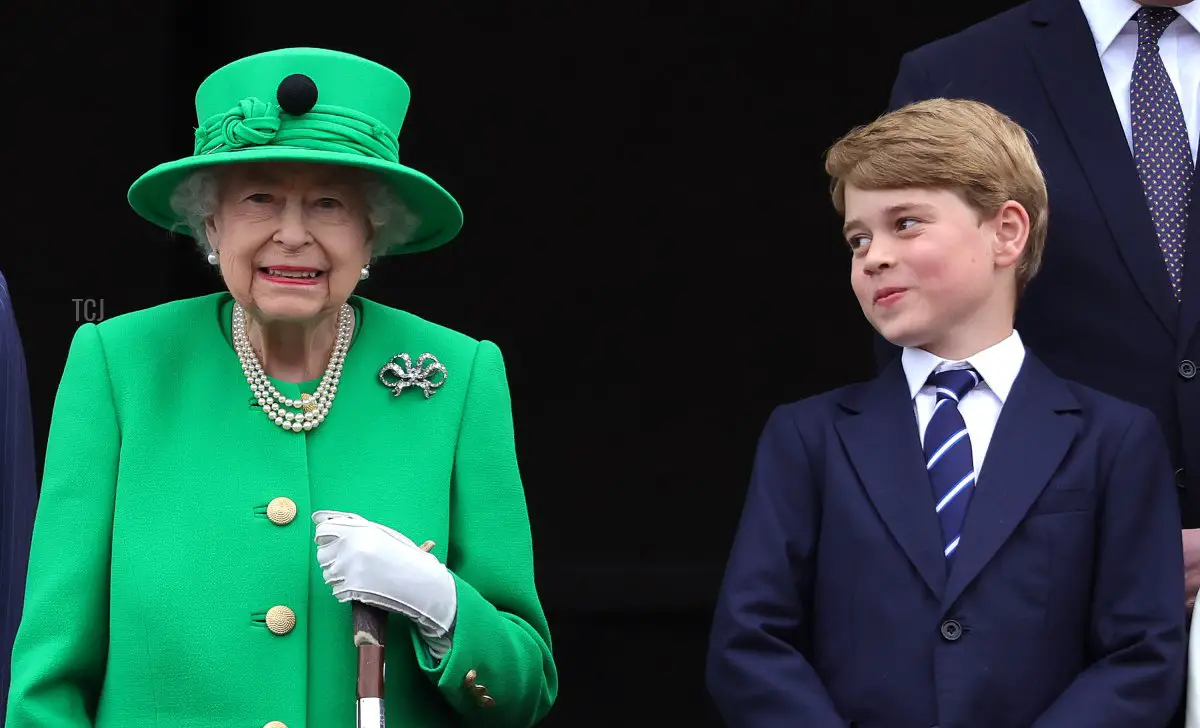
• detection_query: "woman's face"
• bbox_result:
[206,162,373,324]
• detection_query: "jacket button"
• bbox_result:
[266,497,297,525]
[940,619,963,641]
[1177,469,1187,490]
[266,605,296,635]
[1180,360,1196,379]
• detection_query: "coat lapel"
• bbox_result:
[835,360,947,599]
[1025,0,1177,337]
[1176,185,1200,348]
[941,353,1081,609]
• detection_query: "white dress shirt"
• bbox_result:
[1078,0,1200,162]
[901,331,1027,478]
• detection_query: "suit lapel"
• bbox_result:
[941,353,1081,609]
[835,360,947,599]
[1025,0,1177,337]
[1177,185,1200,348]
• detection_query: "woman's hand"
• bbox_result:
[312,510,457,638]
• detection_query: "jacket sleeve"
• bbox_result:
[410,339,557,727]
[4,324,118,728]
[1031,407,1186,727]
[0,273,38,723]
[706,406,849,728]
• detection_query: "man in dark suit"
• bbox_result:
[707,98,1185,726]
[0,271,37,720]
[880,0,1200,605]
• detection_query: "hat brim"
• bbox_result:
[127,147,464,255]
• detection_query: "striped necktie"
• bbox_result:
[924,368,981,561]
[1131,6,1194,299]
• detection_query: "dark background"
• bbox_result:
[2,2,1019,724]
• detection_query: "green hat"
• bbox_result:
[127,47,463,255]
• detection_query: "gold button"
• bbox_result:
[263,722,288,728]
[265,606,296,635]
[478,695,496,708]
[463,669,478,687]
[266,497,297,526]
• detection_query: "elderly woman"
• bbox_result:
[5,47,557,728]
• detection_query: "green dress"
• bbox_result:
[5,292,557,727]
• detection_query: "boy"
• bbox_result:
[706,99,1187,727]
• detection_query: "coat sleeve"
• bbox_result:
[410,339,558,727]
[5,324,119,728]
[0,273,38,723]
[706,405,849,727]
[1031,407,1186,727]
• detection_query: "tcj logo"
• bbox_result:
[72,298,105,323]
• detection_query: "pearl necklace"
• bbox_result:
[233,302,353,433]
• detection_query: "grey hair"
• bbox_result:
[167,167,420,258]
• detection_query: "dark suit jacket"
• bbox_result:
[876,0,1200,526]
[0,272,37,722]
[706,352,1186,727]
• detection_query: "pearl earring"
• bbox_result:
[207,251,219,266]
[360,266,370,281]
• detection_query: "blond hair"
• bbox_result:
[825,98,1048,294]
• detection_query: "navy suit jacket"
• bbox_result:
[876,0,1200,526]
[0,272,37,723]
[707,352,1186,727]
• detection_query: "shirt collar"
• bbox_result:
[1079,0,1200,56]
[1178,2,1200,35]
[901,330,1026,403]
[1079,0,1142,56]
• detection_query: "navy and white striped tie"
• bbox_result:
[924,368,981,561]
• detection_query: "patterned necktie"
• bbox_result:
[924,368,981,561]
[1131,6,1194,300]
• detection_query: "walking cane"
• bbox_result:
[354,539,436,728]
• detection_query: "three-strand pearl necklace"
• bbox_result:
[233,302,353,433]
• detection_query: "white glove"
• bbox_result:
[313,510,458,646]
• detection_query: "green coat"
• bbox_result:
[5,292,557,728]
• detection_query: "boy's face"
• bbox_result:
[842,185,1027,358]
